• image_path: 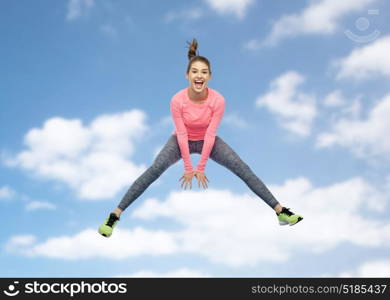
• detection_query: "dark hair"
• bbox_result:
[186,39,211,74]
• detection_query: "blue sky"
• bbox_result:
[1,0,390,277]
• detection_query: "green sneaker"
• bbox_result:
[98,213,120,237]
[277,207,303,226]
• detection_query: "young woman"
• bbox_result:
[99,39,303,237]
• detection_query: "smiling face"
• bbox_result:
[186,60,212,97]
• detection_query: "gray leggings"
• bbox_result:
[118,135,279,211]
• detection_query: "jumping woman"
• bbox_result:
[98,39,303,237]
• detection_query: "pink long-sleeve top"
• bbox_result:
[170,87,225,174]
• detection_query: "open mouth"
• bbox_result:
[194,80,204,89]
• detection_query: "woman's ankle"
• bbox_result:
[113,208,123,218]
[273,204,283,214]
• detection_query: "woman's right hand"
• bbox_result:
[179,172,195,190]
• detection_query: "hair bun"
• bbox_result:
[187,39,198,60]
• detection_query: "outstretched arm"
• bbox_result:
[170,98,194,174]
[196,96,225,173]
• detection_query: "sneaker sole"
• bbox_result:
[289,217,303,226]
[279,221,289,226]
[99,232,111,237]
[98,228,112,238]
[279,216,303,226]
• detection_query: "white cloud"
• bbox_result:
[5,228,178,259]
[337,259,390,277]
[204,0,255,19]
[6,110,148,200]
[255,71,317,137]
[316,94,390,161]
[66,0,95,21]
[117,268,211,278]
[164,8,204,23]
[5,235,36,253]
[260,0,377,47]
[25,201,56,211]
[0,186,15,200]
[335,36,390,80]
[6,176,390,268]
[323,90,347,107]
[386,175,390,194]
[243,39,263,51]
[133,178,389,266]
[341,98,362,119]
[223,113,249,129]
[322,91,362,121]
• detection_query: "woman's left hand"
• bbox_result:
[194,171,209,189]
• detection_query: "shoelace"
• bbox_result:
[106,214,118,227]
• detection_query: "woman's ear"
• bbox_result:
[185,72,189,80]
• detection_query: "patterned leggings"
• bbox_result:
[117,135,279,211]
